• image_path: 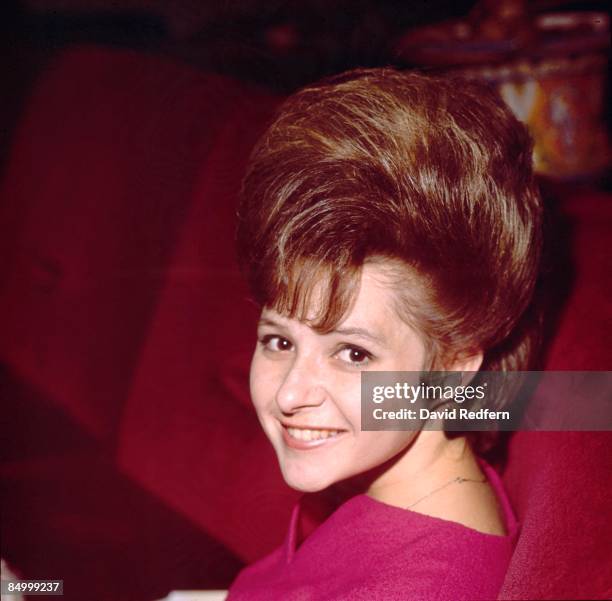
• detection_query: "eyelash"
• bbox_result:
[335,345,373,367]
[259,334,293,352]
[258,335,373,367]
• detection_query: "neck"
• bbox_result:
[347,432,480,508]
[394,433,480,501]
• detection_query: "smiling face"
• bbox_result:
[249,262,429,493]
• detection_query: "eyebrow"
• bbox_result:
[331,326,386,346]
[257,316,286,329]
[258,316,386,347]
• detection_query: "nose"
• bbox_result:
[275,358,328,415]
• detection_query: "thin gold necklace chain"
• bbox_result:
[406,475,488,509]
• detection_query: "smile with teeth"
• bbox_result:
[285,427,342,441]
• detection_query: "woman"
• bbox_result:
[227,68,542,600]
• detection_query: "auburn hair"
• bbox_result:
[237,68,542,379]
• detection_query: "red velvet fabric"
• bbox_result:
[0,46,296,599]
[499,189,612,599]
[1,46,610,599]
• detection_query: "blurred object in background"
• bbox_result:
[8,0,477,93]
[1,559,25,601]
[397,1,610,181]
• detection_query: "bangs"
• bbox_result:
[264,257,362,333]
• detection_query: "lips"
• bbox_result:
[281,424,346,450]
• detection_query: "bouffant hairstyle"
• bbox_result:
[237,68,542,376]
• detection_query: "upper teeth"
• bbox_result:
[286,427,340,441]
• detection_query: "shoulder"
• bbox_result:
[416,478,508,535]
[344,528,510,601]
[335,494,514,600]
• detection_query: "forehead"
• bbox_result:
[263,262,414,337]
[341,263,400,324]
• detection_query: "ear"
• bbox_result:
[451,352,483,372]
[448,351,483,384]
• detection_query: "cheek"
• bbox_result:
[249,352,270,413]
[249,351,286,417]
[332,374,363,416]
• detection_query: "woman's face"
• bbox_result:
[249,262,428,493]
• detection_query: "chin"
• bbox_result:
[281,466,336,493]
[287,482,324,493]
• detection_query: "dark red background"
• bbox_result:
[1,11,611,600]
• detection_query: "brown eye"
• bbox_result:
[260,334,293,352]
[278,338,292,350]
[336,345,373,367]
[349,349,367,362]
